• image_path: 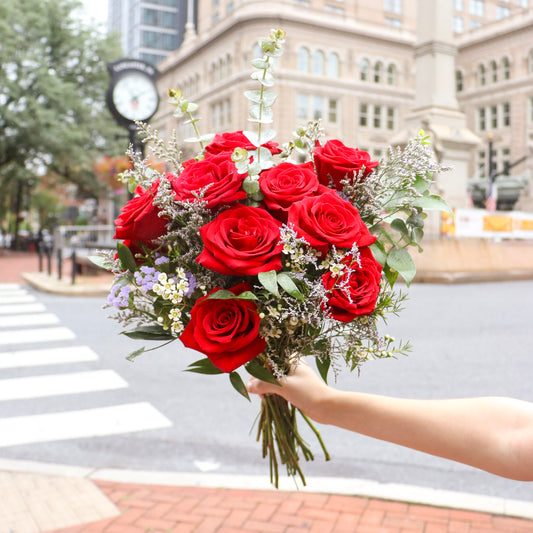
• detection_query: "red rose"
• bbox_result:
[170,153,247,209]
[197,204,283,276]
[313,140,378,190]
[321,247,382,322]
[204,130,281,157]
[114,180,168,244]
[259,161,329,222]
[287,191,376,257]
[180,282,265,372]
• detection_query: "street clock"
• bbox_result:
[106,59,160,129]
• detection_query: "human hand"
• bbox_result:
[246,361,334,424]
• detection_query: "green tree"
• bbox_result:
[0,0,125,246]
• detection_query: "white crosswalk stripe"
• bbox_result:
[0,303,47,315]
[0,346,99,369]
[0,403,172,447]
[0,283,173,446]
[0,327,76,345]
[0,313,60,328]
[0,370,128,401]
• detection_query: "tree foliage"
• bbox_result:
[0,0,125,198]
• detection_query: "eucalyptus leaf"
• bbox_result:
[245,359,280,386]
[369,243,387,267]
[126,347,146,362]
[259,129,277,144]
[244,89,263,103]
[412,195,453,216]
[206,289,236,300]
[229,371,251,401]
[186,358,224,375]
[243,177,260,194]
[412,175,431,194]
[88,255,108,269]
[386,248,417,287]
[277,272,305,300]
[117,242,137,273]
[390,218,409,237]
[258,270,280,297]
[237,291,258,300]
[243,130,260,147]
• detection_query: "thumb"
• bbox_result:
[246,376,280,397]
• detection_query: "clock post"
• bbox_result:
[106,58,160,160]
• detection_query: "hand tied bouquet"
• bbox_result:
[95,29,450,487]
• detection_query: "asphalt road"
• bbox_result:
[1,280,532,502]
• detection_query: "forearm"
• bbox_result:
[320,391,533,481]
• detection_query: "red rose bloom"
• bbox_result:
[321,247,382,322]
[287,191,376,257]
[259,161,329,222]
[197,204,283,276]
[180,282,265,372]
[170,153,247,209]
[204,131,281,157]
[114,180,168,244]
[313,140,379,190]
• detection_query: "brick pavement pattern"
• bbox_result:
[51,482,533,533]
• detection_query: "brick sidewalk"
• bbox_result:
[51,482,533,533]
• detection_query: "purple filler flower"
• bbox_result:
[134,266,158,293]
[108,284,131,308]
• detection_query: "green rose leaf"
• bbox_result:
[315,356,330,384]
[229,371,251,401]
[117,242,137,273]
[258,269,280,297]
[386,248,417,287]
[277,272,305,300]
[412,195,453,216]
[122,325,172,340]
[186,358,224,375]
[245,358,280,386]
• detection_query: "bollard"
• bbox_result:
[38,242,43,272]
[46,247,52,276]
[57,248,62,280]
[71,250,76,285]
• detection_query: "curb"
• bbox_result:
[21,272,111,297]
[0,458,532,520]
[413,269,533,284]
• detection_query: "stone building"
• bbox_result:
[152,0,533,210]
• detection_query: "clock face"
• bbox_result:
[112,72,159,121]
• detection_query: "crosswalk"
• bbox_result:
[0,283,172,448]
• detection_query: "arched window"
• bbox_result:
[386,64,396,86]
[455,70,464,92]
[374,61,383,83]
[220,57,226,79]
[297,47,310,73]
[529,49,533,73]
[313,50,325,75]
[328,52,340,78]
[501,56,510,80]
[226,54,232,77]
[490,60,498,83]
[359,58,369,81]
[478,63,486,86]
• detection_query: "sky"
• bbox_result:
[79,0,109,25]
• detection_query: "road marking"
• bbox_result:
[0,303,47,315]
[0,346,99,369]
[0,327,76,346]
[0,370,128,401]
[0,402,173,447]
[0,313,59,329]
[0,295,36,305]
[0,284,23,291]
